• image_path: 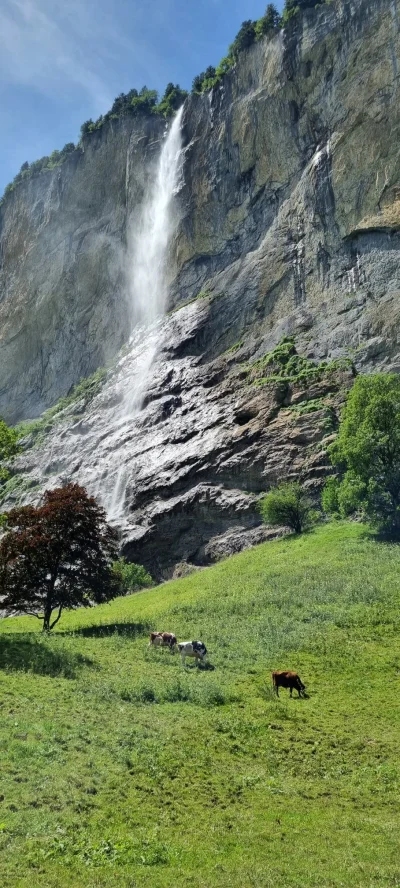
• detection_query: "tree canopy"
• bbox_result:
[0,484,121,630]
[324,374,400,537]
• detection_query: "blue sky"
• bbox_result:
[0,0,284,196]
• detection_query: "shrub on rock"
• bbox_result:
[259,481,315,534]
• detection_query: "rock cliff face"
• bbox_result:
[1,0,400,574]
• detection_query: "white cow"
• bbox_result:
[177,640,207,667]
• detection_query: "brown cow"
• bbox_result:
[272,670,306,698]
[149,632,177,650]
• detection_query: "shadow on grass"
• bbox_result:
[0,634,94,679]
[65,621,151,639]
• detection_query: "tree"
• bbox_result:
[256,4,281,37]
[229,20,257,58]
[0,419,19,485]
[192,72,206,93]
[282,0,319,25]
[80,119,94,138]
[215,57,234,78]
[0,484,121,630]
[326,374,400,537]
[112,557,153,593]
[62,142,75,154]
[157,83,188,117]
[259,481,315,533]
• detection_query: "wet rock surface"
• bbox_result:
[6,300,353,576]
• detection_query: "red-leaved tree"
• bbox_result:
[0,484,121,630]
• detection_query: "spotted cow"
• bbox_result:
[177,640,207,666]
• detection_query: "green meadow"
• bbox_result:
[1,522,399,887]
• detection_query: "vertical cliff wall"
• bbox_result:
[1,0,400,425]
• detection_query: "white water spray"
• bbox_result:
[128,105,184,328]
[105,106,184,519]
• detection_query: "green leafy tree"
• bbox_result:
[215,57,234,78]
[256,4,282,37]
[0,484,121,630]
[321,475,367,518]
[0,419,19,485]
[229,20,257,58]
[112,557,153,593]
[192,72,206,93]
[325,374,400,536]
[157,83,188,117]
[259,481,315,533]
[282,0,319,25]
[80,119,94,138]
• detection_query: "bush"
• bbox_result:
[259,481,315,533]
[112,558,153,593]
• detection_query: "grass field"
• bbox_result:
[1,522,400,888]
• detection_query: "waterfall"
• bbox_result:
[121,105,184,416]
[104,105,184,520]
[128,104,184,329]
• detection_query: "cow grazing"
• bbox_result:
[177,640,207,666]
[272,670,306,698]
[149,632,177,650]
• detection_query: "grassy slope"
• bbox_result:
[0,523,399,888]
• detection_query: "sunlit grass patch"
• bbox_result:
[1,522,400,886]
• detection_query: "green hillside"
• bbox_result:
[1,522,399,887]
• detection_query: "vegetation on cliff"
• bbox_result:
[1,0,326,204]
[192,0,325,94]
[0,83,188,202]
[0,420,19,486]
[0,523,399,885]
[13,366,108,449]
[245,337,354,387]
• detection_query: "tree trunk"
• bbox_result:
[42,583,55,632]
[42,604,52,632]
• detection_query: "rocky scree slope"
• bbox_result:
[1,0,400,573]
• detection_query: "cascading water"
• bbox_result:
[104,105,184,519]
[128,105,184,330]
[24,108,186,529]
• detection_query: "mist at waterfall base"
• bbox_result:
[96,106,184,521]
